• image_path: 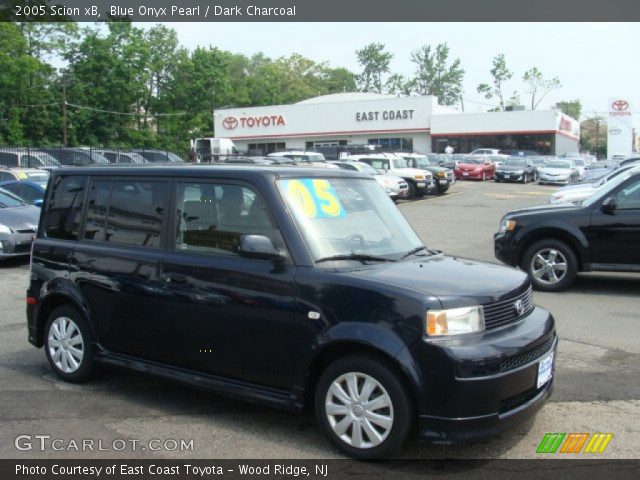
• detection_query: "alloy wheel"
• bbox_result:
[530,248,568,286]
[325,372,394,449]
[47,316,84,374]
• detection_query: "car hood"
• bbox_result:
[395,167,432,178]
[506,202,579,216]
[551,189,594,202]
[539,167,573,175]
[457,163,487,169]
[497,165,527,172]
[0,205,40,230]
[344,254,530,305]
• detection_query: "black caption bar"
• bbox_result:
[2,460,640,480]
[1,0,640,22]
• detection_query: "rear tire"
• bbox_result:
[315,354,414,459]
[44,305,95,383]
[521,239,578,292]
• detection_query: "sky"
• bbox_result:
[158,22,639,127]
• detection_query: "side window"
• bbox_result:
[84,179,111,241]
[0,152,18,167]
[43,175,88,240]
[615,178,640,210]
[23,185,41,203]
[174,182,283,256]
[105,180,167,248]
[21,155,40,167]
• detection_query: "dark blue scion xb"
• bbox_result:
[26,165,556,458]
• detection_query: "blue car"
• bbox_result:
[0,180,47,207]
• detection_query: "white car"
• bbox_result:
[538,159,581,185]
[470,148,502,156]
[344,153,435,198]
[267,151,338,169]
[572,158,587,180]
[550,164,640,204]
[327,161,409,201]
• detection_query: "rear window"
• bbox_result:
[43,176,88,240]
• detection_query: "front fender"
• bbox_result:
[513,221,589,264]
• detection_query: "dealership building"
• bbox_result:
[213,92,580,155]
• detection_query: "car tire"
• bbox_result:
[315,354,414,459]
[437,185,449,195]
[495,177,501,183]
[44,305,95,383]
[521,239,578,292]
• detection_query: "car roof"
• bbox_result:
[50,164,367,180]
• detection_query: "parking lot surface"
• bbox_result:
[1,180,638,459]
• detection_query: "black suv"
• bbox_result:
[495,169,640,291]
[27,166,556,458]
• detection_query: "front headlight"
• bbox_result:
[436,171,446,178]
[0,223,12,234]
[499,218,517,233]
[414,175,425,180]
[426,306,485,336]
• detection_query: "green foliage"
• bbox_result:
[523,67,561,110]
[355,43,393,93]
[409,43,464,106]
[477,53,514,111]
[555,99,582,120]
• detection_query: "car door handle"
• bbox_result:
[166,274,188,284]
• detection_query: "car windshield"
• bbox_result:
[354,163,379,175]
[531,158,546,165]
[503,158,527,167]
[0,187,27,208]
[574,159,586,166]
[35,153,60,166]
[411,156,433,168]
[392,158,407,168]
[582,171,635,207]
[464,158,484,165]
[278,177,423,262]
[546,161,572,169]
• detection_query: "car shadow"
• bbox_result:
[570,272,640,297]
[0,257,30,268]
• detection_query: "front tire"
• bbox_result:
[315,354,414,459]
[406,180,417,199]
[44,305,95,383]
[521,239,578,292]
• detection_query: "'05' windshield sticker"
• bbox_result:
[282,179,346,219]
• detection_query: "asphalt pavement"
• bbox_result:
[1,179,638,459]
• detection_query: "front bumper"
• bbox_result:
[0,232,35,258]
[495,171,526,182]
[406,306,556,443]
[493,231,519,266]
[538,176,570,185]
[455,171,484,180]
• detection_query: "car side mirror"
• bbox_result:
[601,197,617,215]
[33,199,44,207]
[239,235,284,261]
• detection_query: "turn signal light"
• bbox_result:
[26,297,37,305]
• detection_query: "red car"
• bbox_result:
[454,158,496,181]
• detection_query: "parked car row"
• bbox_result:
[0,147,184,168]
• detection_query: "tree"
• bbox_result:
[477,54,514,111]
[580,116,607,157]
[385,73,414,97]
[555,99,582,120]
[355,43,393,93]
[409,43,464,106]
[523,67,561,110]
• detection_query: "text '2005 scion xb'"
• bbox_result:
[26,166,556,459]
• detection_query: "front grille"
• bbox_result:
[483,286,534,330]
[499,333,556,373]
[499,385,544,413]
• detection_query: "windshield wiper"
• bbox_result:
[401,246,437,259]
[315,253,396,264]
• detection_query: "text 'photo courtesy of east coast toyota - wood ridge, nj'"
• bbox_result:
[0,0,639,478]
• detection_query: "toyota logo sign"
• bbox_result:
[514,299,525,316]
[222,116,238,129]
[611,100,629,111]
[608,126,622,135]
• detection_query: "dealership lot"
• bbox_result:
[1,180,638,459]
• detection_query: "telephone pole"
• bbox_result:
[61,77,68,147]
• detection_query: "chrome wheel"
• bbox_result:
[531,248,568,286]
[325,372,394,449]
[47,317,84,374]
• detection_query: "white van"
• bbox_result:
[191,138,239,162]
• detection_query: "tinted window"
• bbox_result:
[175,182,282,256]
[0,152,18,167]
[0,187,26,207]
[84,180,111,241]
[615,178,640,210]
[44,176,88,240]
[105,180,167,248]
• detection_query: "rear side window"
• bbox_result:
[0,152,18,167]
[43,175,88,240]
[84,180,111,241]
[105,180,167,248]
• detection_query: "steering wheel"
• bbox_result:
[338,233,366,251]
